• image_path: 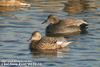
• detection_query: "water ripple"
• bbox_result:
[0,0,100,67]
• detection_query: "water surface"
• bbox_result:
[0,0,100,67]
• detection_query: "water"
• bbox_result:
[0,0,100,67]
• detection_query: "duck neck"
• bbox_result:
[32,40,39,43]
[52,19,61,25]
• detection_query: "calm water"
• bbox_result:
[0,0,100,67]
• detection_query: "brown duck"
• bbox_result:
[29,31,71,51]
[42,15,88,36]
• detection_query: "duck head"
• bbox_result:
[28,31,42,41]
[42,15,60,24]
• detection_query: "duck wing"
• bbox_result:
[37,37,71,50]
[57,18,87,27]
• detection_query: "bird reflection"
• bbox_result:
[30,47,70,58]
[63,0,96,15]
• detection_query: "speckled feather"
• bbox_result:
[46,22,81,34]
[44,15,88,35]
[31,36,69,50]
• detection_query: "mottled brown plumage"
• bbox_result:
[29,31,71,51]
[0,0,30,7]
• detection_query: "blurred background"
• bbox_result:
[0,0,100,67]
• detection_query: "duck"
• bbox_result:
[62,1,84,15]
[62,0,96,15]
[42,15,88,36]
[29,31,71,51]
[0,0,30,7]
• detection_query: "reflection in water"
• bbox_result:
[31,47,70,58]
[0,12,17,19]
[0,7,23,12]
[63,0,96,15]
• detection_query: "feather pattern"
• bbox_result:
[43,15,88,35]
[31,36,71,50]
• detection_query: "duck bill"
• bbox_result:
[42,19,48,24]
[27,36,32,42]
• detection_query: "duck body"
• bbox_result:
[29,31,71,51]
[42,15,88,36]
[46,20,81,35]
[0,0,30,7]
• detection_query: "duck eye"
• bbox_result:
[39,35,41,38]
[53,18,59,23]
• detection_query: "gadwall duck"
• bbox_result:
[42,15,88,36]
[29,31,71,51]
[62,0,96,14]
[62,0,84,14]
[0,0,30,7]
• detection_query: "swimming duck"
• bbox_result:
[62,0,96,15]
[0,0,30,7]
[62,1,84,15]
[42,15,88,36]
[29,31,71,51]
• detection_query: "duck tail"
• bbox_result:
[61,41,72,48]
[20,2,31,7]
[80,23,88,31]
